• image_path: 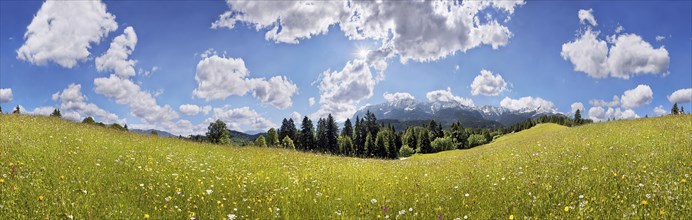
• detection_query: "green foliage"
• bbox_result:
[467,134,487,147]
[150,130,158,136]
[278,118,298,147]
[81,116,95,124]
[672,103,679,114]
[299,116,315,151]
[316,118,327,152]
[417,128,432,153]
[206,119,231,145]
[266,128,279,146]
[281,136,295,149]
[13,105,20,114]
[1,114,690,219]
[50,108,61,117]
[364,133,374,157]
[574,109,582,124]
[431,136,454,153]
[326,114,339,153]
[398,144,415,158]
[109,123,126,131]
[254,135,267,147]
[338,136,353,156]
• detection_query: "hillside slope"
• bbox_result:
[1,114,690,219]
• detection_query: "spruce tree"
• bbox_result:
[316,118,327,152]
[418,128,432,153]
[342,118,353,138]
[300,116,315,151]
[50,108,62,117]
[326,114,339,153]
[13,105,20,114]
[364,133,374,157]
[574,109,582,125]
[672,103,679,114]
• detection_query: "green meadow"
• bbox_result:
[1,114,690,219]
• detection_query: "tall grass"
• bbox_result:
[1,114,689,219]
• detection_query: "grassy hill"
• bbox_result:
[1,114,690,219]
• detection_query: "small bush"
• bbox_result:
[398,145,415,157]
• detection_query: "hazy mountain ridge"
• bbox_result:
[353,100,565,129]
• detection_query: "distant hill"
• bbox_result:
[353,99,565,129]
[130,128,176,137]
[229,129,265,145]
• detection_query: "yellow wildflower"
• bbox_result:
[509,214,514,220]
[564,206,569,212]
[144,214,150,219]
[641,200,648,205]
[0,178,4,183]
[38,195,44,201]
[659,209,666,215]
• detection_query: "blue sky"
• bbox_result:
[0,0,690,135]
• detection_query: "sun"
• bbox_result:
[354,45,371,59]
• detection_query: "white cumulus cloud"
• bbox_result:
[312,59,376,121]
[52,83,123,124]
[561,9,669,79]
[589,95,620,107]
[620,84,653,109]
[179,104,202,116]
[667,88,692,104]
[0,88,12,103]
[426,87,475,107]
[308,97,315,107]
[500,96,556,113]
[470,69,508,96]
[17,0,117,68]
[653,105,667,116]
[213,0,524,63]
[192,55,298,109]
[95,26,137,78]
[588,106,639,122]
[383,92,415,103]
[570,102,584,113]
[578,9,597,26]
[211,106,276,131]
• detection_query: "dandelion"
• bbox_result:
[509,214,514,220]
[38,195,44,201]
[144,214,150,219]
[0,178,4,183]
[640,200,648,205]
[659,209,665,215]
[564,206,569,212]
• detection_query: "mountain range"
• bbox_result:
[352,99,565,131]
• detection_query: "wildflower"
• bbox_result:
[398,210,406,215]
[38,195,44,201]
[206,189,213,195]
[382,206,388,213]
[659,209,665,215]
[464,215,468,219]
[144,214,150,219]
[0,178,4,183]
[564,206,569,212]
[67,214,74,219]
[641,200,648,205]
[682,179,687,183]
[59,175,65,180]
[578,195,584,199]
[409,208,413,212]
[509,214,514,220]
[371,198,377,204]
